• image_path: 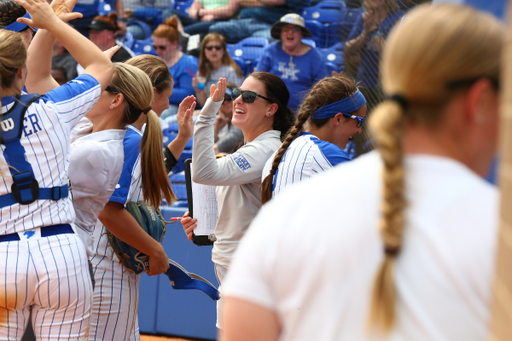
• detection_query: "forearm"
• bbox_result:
[167,135,189,162]
[114,0,125,19]
[99,202,164,258]
[200,4,238,18]
[345,31,370,59]
[26,29,59,94]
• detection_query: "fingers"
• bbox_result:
[103,45,121,59]
[60,11,82,22]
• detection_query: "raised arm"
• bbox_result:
[165,95,196,172]
[16,0,113,89]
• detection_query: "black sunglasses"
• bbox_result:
[153,44,169,51]
[205,45,223,51]
[231,88,274,104]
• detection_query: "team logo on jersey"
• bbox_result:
[232,153,251,171]
[1,118,14,132]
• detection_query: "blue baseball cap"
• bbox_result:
[3,12,38,32]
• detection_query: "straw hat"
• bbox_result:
[270,13,313,40]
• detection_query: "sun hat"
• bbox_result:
[270,13,313,40]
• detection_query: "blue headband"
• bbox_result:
[311,89,366,120]
[3,12,37,33]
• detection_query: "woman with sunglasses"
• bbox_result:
[181,73,295,330]
[221,4,503,341]
[261,74,367,203]
[153,15,198,120]
[256,13,328,112]
[193,33,244,107]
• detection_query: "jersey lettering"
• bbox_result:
[23,114,42,137]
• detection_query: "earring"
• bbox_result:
[110,105,114,109]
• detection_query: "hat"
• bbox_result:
[270,13,312,40]
[3,12,38,33]
[88,19,116,31]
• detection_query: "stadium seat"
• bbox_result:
[226,37,268,76]
[132,37,158,56]
[123,31,135,50]
[174,0,195,16]
[126,20,153,40]
[320,42,344,73]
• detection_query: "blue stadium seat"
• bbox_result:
[132,37,158,56]
[126,20,153,40]
[304,20,325,48]
[174,0,195,16]
[226,37,268,76]
[320,42,344,73]
[123,31,135,50]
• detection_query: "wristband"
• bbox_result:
[119,17,128,22]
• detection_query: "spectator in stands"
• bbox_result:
[87,13,134,62]
[153,15,198,120]
[344,0,405,111]
[256,13,328,112]
[163,0,240,36]
[207,0,310,43]
[52,39,78,81]
[213,86,244,154]
[193,33,244,106]
[123,0,171,39]
[73,0,126,36]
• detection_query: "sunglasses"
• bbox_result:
[342,113,365,128]
[282,26,301,33]
[153,45,169,51]
[231,88,274,104]
[205,45,223,51]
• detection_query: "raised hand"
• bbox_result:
[15,0,60,30]
[50,0,82,22]
[177,95,196,140]
[209,78,227,103]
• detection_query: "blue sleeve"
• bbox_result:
[310,48,329,82]
[41,74,101,129]
[347,16,364,41]
[314,139,352,166]
[109,130,141,204]
[169,57,197,105]
[256,45,272,72]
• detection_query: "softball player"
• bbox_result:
[261,74,366,203]
[222,4,503,341]
[89,55,195,341]
[0,0,113,339]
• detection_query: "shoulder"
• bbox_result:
[311,138,352,164]
[41,74,100,104]
[182,54,199,66]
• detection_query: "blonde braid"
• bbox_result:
[367,101,406,333]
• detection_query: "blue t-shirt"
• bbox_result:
[168,54,198,105]
[256,42,328,112]
[347,9,405,89]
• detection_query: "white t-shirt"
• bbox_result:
[69,118,125,257]
[224,151,499,341]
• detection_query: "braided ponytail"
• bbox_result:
[367,101,406,332]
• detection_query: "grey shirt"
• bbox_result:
[192,98,281,269]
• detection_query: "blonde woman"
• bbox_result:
[221,4,503,341]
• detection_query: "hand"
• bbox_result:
[177,95,196,140]
[373,34,385,52]
[362,10,377,33]
[117,20,127,36]
[181,211,198,241]
[147,244,170,276]
[15,0,60,30]
[209,78,226,103]
[125,8,134,17]
[103,45,122,60]
[50,0,82,22]
[200,14,215,22]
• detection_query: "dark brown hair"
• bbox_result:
[0,0,25,29]
[153,15,180,44]
[260,74,358,204]
[198,32,242,79]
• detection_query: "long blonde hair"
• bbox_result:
[107,63,175,208]
[368,3,503,333]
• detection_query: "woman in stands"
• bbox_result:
[256,13,328,112]
[89,54,194,340]
[261,74,366,203]
[222,4,503,340]
[0,0,113,337]
[153,15,198,120]
[181,73,295,331]
[193,32,244,107]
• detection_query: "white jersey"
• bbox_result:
[69,117,125,257]
[0,74,101,235]
[262,132,352,198]
[224,151,499,341]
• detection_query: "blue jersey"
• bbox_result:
[168,54,198,106]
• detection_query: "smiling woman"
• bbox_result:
[180,73,295,331]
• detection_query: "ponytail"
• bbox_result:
[140,110,176,208]
[367,100,406,333]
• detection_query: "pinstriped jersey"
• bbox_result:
[0,74,102,235]
[262,132,352,199]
